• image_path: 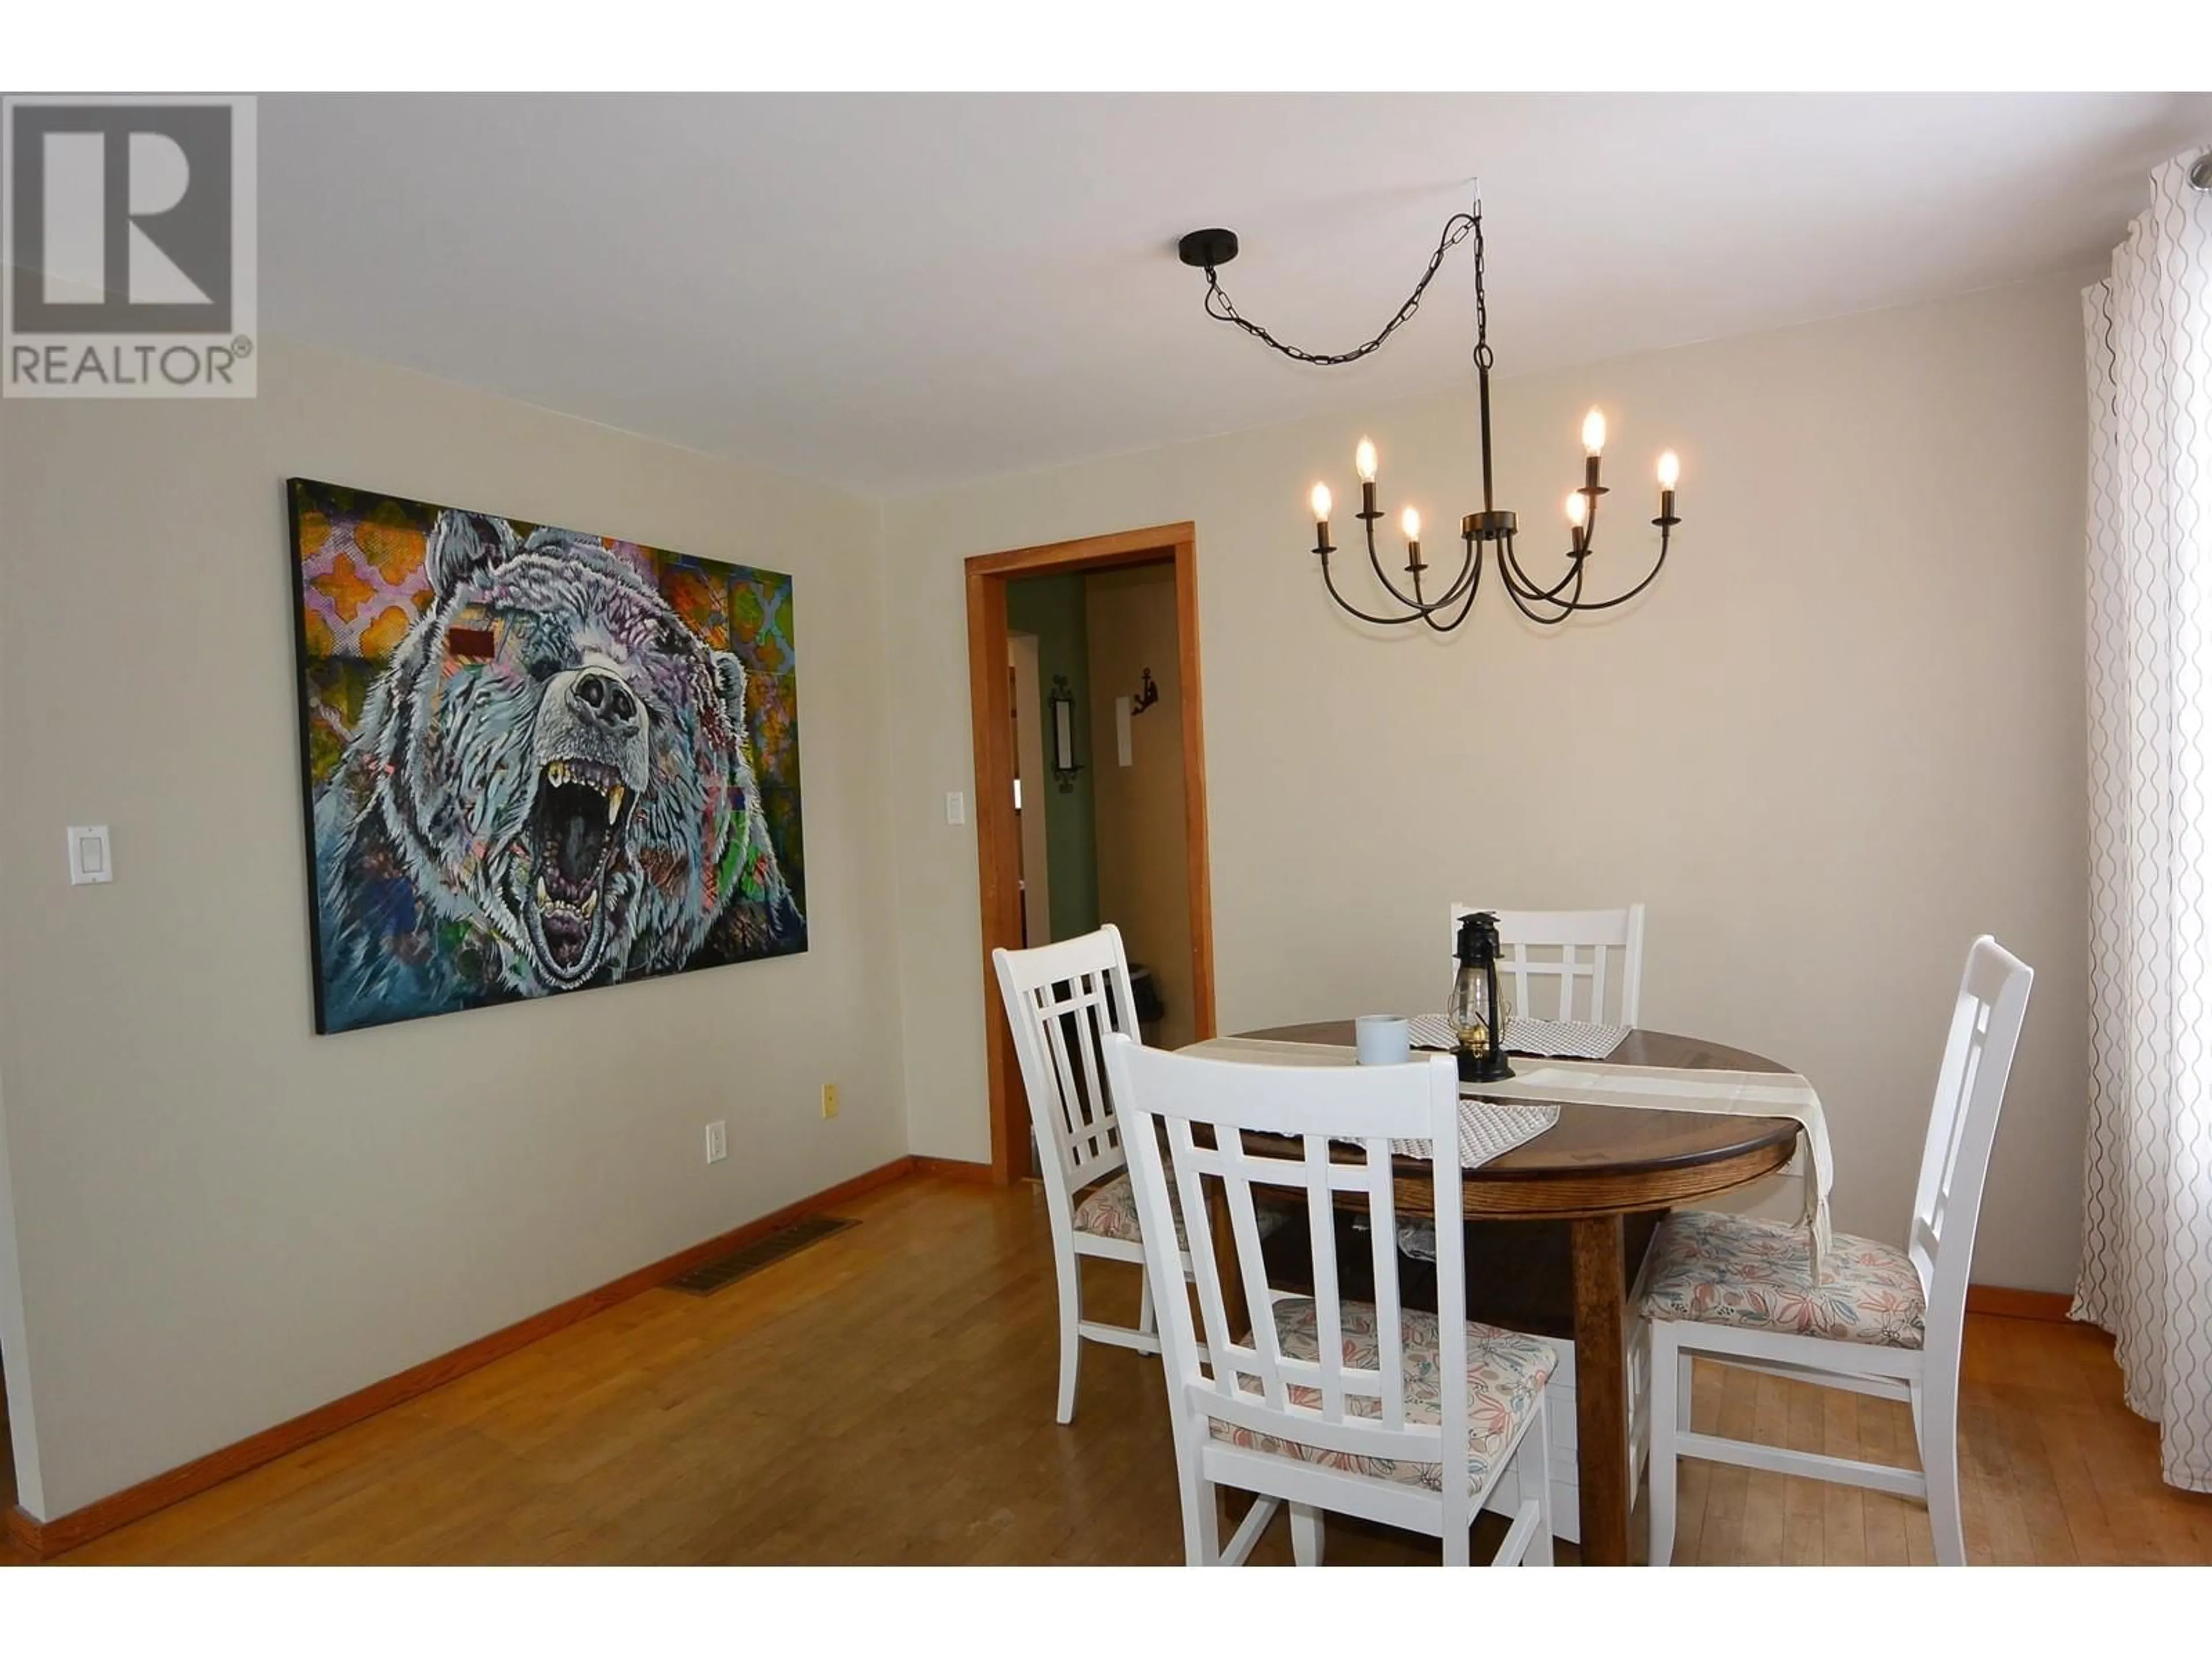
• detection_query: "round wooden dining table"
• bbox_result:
[1219,1021,1802,1567]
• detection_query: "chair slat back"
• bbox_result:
[1449,904,1647,1025]
[993,927,1141,1217]
[1101,1037,1471,1498]
[1907,937,2034,1353]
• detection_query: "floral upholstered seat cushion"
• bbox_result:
[1071,1170,1188,1247]
[1641,1208,1927,1349]
[1071,1171,1291,1249]
[1208,1298,1558,1494]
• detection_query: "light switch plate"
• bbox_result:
[704,1120,728,1164]
[67,825,112,885]
[945,790,966,825]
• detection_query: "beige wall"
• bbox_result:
[1085,565,1195,1050]
[0,336,907,1518]
[885,272,2091,1293]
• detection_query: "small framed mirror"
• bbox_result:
[1048,675,1082,791]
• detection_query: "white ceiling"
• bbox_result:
[259,92,2212,498]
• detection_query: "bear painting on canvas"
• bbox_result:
[289,478,806,1034]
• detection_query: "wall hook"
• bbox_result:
[1131,667,1160,716]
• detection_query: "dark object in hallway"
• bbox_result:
[1125,964,1165,1027]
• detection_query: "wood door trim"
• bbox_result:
[965,561,1022,1184]
[4,1154,925,1560]
[965,524,1213,1184]
[967,521,1196,578]
[1175,536,1217,1045]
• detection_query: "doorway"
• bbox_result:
[965,522,1215,1185]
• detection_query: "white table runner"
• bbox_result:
[1468,1060,1831,1282]
[1408,1012,1632,1060]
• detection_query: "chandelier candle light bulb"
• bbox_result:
[1656,450,1681,524]
[1310,483,1334,552]
[1580,406,1609,499]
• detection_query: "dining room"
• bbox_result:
[878,84,2212,1582]
[4,36,2212,1654]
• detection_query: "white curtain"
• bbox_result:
[2079,149,2212,1494]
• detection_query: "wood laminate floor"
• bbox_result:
[6,1172,2210,1566]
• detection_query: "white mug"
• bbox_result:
[1354,1014,1412,1066]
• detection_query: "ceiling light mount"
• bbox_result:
[1178,189,1684,631]
[1177,228,1240,270]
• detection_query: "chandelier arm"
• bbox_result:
[1495,535,1585,627]
[1421,543,1484,632]
[1539,527,1673,613]
[1496,532,1586,604]
[1407,542,1477,616]
[1360,513,1469,615]
[1419,536,1482,609]
[1318,554,1431,627]
[1501,578,1578,628]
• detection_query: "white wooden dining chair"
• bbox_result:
[1103,1033,1557,1567]
[1643,935,2034,1566]
[993,924,1182,1426]
[1448,903,1647,1025]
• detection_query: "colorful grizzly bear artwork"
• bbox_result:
[289,479,806,1033]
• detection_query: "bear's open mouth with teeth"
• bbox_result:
[518,757,635,980]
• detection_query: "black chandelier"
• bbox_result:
[1178,194,1683,631]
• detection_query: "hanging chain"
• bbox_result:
[1198,197,1480,368]
[1470,192,1493,373]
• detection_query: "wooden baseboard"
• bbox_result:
[1965,1284,2076,1323]
[4,1502,40,1559]
[5,1153,921,1560]
[913,1155,997,1185]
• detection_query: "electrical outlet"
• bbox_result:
[704,1120,728,1164]
[820,1084,840,1120]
